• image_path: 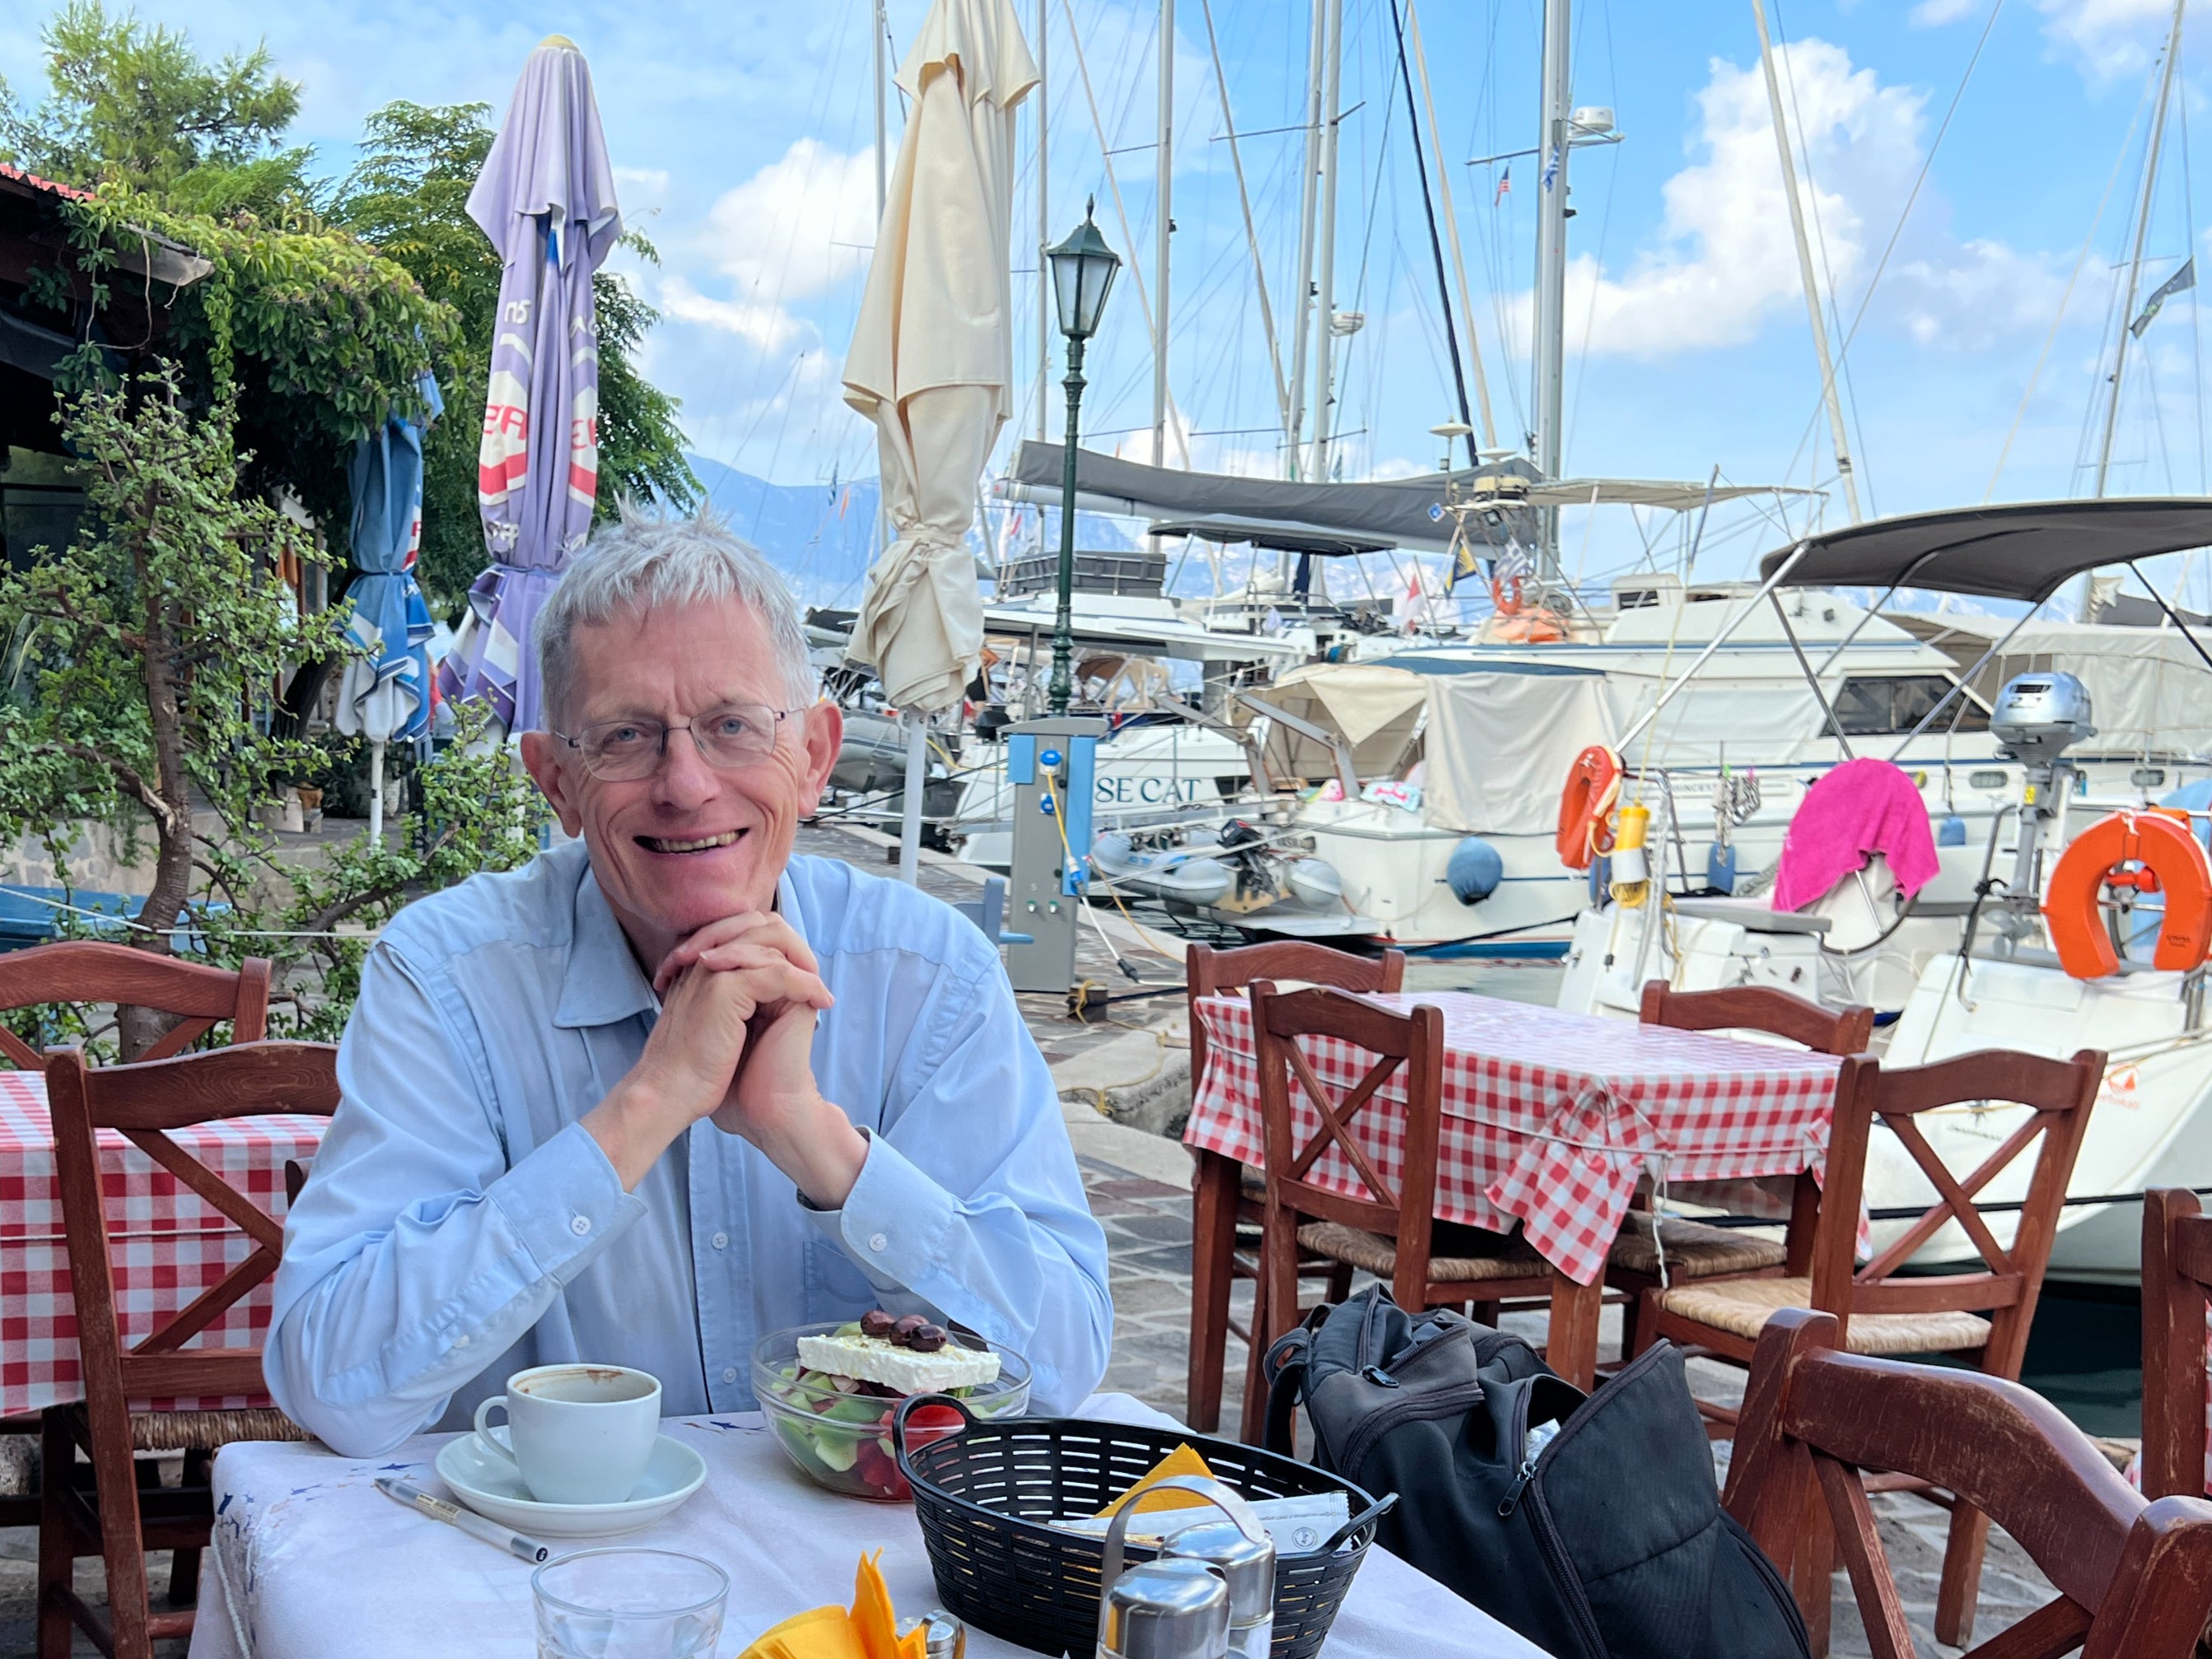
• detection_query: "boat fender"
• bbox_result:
[1446,837,1505,905]
[1937,814,1967,846]
[1706,842,1738,894]
[1609,804,1653,907]
[2042,809,2212,979]
[1556,745,1623,870]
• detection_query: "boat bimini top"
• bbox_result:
[1757,497,2212,604]
[1611,498,2212,764]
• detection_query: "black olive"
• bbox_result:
[860,1309,897,1340]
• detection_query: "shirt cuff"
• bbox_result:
[801,1129,956,1296]
[488,1119,649,1285]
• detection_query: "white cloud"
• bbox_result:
[656,274,808,353]
[1909,0,1980,23]
[1517,40,2057,361]
[698,137,879,304]
[2035,0,2172,82]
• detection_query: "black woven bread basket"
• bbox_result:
[890,1395,1383,1659]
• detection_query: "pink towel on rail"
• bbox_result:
[1771,757,1940,911]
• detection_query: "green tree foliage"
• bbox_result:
[0,0,311,217]
[327,100,698,610]
[0,370,539,1053]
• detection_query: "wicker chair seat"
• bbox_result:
[1297,1220,1550,1284]
[113,1406,309,1454]
[1658,1275,1992,1356]
[1608,1213,1788,1279]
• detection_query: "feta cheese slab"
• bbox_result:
[796,1332,1001,1393]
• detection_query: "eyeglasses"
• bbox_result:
[553,702,801,782]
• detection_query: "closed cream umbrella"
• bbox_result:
[843,0,1038,883]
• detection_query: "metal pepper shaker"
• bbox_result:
[1094,1473,1273,1659]
[1096,1559,1230,1659]
[1160,1518,1274,1659]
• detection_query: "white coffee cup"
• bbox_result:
[472,1363,662,1506]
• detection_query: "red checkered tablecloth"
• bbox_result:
[1185,991,1844,1286]
[0,1068,324,1416]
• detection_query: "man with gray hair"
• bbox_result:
[267,511,1112,1457]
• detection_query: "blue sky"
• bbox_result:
[6,0,2210,594]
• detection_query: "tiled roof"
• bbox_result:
[0,163,93,203]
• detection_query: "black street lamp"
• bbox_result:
[1045,198,1121,716]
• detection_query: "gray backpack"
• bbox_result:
[1263,1286,1811,1659]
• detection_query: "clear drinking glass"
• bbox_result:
[533,1549,729,1659]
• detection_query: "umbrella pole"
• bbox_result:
[898,714,927,884]
[369,739,386,845]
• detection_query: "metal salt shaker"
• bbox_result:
[1094,1473,1272,1659]
[1096,1558,1230,1659]
[1160,1518,1274,1659]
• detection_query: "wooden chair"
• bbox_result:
[0,942,274,1533]
[1184,939,1404,1434]
[0,939,273,1070]
[2142,1187,2212,1502]
[1636,1045,2104,1649]
[38,1041,337,1659]
[1245,983,1556,1442]
[1610,982,1874,1362]
[1729,1307,2212,1659]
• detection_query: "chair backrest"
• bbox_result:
[1728,1307,2212,1659]
[1188,940,1405,1097]
[1638,978,1874,1056]
[1811,1047,2104,1372]
[2143,1187,2212,1500]
[44,1042,338,1410]
[0,939,273,1069]
[1248,982,1444,1310]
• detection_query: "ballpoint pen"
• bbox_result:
[375,1475,550,1563]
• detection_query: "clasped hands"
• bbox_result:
[584,912,868,1207]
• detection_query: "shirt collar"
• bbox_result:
[554,861,658,1029]
[552,855,819,1030]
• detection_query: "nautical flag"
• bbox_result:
[1495,165,1511,205]
[1540,143,1561,193]
[1449,532,1482,589]
[2131,258,2196,338]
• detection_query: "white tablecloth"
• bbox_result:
[186,1394,1546,1659]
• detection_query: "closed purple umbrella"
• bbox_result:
[436,34,623,735]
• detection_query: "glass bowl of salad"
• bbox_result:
[752,1320,1030,1500]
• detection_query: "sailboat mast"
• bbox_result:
[1154,0,1175,465]
[1532,0,1571,580]
[1309,0,1345,482]
[1752,0,1860,522]
[1036,0,1049,443]
[2095,0,2188,501]
[873,0,889,213]
[1285,0,1328,480]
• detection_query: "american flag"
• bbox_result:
[1495,165,1512,205]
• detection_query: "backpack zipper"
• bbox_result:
[1495,1456,1538,1517]
[1512,1341,1676,1659]
[1333,1379,1487,1477]
[1528,1476,1609,1659]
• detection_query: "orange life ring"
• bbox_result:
[2042,809,2212,979]
[1556,745,1623,871]
[1490,573,1524,617]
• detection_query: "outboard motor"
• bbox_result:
[1988,671,2094,944]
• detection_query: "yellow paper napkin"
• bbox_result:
[739,1551,925,1659]
[1095,1442,1220,1518]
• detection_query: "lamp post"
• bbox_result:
[1046,199,1121,716]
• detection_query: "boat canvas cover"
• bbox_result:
[1422,666,1617,836]
[1761,498,2212,603]
[1239,663,1430,782]
[1897,613,2212,757]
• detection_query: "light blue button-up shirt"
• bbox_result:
[265,841,1113,1458]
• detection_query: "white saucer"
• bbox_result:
[435,1433,707,1538]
